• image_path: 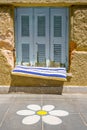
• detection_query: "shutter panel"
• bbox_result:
[21,16,29,36]
[37,16,45,36]
[54,44,61,62]
[37,44,45,63]
[54,16,62,37]
[22,44,29,62]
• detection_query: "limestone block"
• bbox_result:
[71,6,87,51]
[0,0,87,4]
[0,6,15,85]
[0,39,14,51]
[0,49,14,68]
[65,51,87,86]
[0,51,12,85]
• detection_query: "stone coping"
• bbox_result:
[0,85,87,94]
[0,0,87,5]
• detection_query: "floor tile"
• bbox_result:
[0,101,42,130]
[43,114,87,130]
[0,94,87,130]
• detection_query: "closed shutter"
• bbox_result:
[21,15,29,36]
[54,44,61,62]
[37,44,45,63]
[37,16,45,36]
[22,44,29,62]
[54,16,62,37]
[16,8,68,67]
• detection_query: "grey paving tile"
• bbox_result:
[0,104,10,127]
[11,94,42,103]
[43,114,87,130]
[1,119,42,130]
[0,94,87,130]
[42,94,87,101]
[0,100,42,130]
[42,100,79,113]
[0,95,15,103]
[80,113,87,126]
[76,102,87,113]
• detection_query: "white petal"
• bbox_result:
[42,115,62,125]
[27,104,41,111]
[16,110,35,116]
[42,105,55,111]
[22,115,40,125]
[49,110,69,117]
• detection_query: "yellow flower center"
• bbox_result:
[37,110,47,116]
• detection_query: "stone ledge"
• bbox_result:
[0,85,87,94]
[62,86,87,94]
[0,86,10,94]
[67,73,73,77]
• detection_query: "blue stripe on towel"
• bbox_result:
[13,69,66,78]
[12,65,67,79]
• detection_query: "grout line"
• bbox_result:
[41,94,43,106]
[0,97,15,128]
[0,107,10,127]
[42,119,44,130]
[41,116,44,130]
[79,113,87,126]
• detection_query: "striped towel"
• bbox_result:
[12,65,67,81]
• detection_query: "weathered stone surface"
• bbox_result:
[0,38,14,51]
[0,51,12,85]
[0,6,15,85]
[67,6,87,86]
[0,49,14,68]
[65,51,87,86]
[0,6,14,37]
[71,6,87,51]
[0,0,87,4]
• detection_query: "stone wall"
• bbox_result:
[0,6,15,85]
[0,4,87,86]
[65,5,87,86]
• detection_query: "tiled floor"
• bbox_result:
[0,94,87,130]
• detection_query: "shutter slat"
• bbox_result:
[21,16,29,36]
[22,44,29,62]
[54,44,61,62]
[54,16,62,37]
[37,16,45,36]
[37,44,45,63]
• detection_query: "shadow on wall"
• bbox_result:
[9,74,64,95]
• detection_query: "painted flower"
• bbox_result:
[16,104,69,125]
